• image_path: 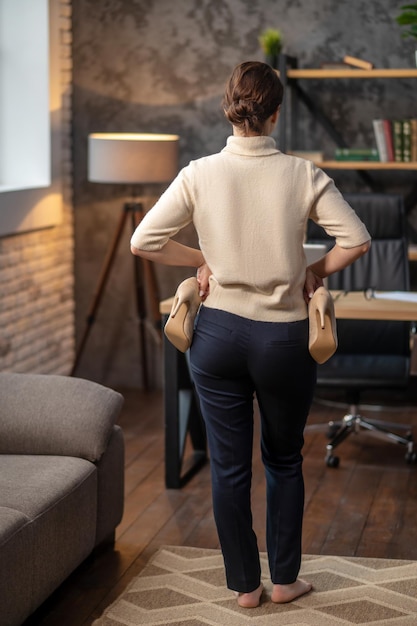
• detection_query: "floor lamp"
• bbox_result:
[71,133,179,389]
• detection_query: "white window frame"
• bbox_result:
[0,0,62,236]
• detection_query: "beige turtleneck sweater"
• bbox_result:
[131,136,370,322]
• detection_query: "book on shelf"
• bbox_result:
[335,148,379,161]
[372,118,417,162]
[411,119,417,162]
[319,56,374,71]
[382,119,395,161]
[393,119,403,162]
[402,119,412,162]
[373,119,394,161]
[343,55,374,70]
[372,120,388,162]
[320,62,353,70]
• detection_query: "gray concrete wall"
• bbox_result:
[72,0,417,388]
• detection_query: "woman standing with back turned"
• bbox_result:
[131,61,370,608]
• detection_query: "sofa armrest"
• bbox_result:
[0,373,124,461]
[95,424,125,546]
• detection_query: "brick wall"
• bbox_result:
[0,0,74,375]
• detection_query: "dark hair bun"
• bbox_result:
[226,99,263,129]
[223,62,283,134]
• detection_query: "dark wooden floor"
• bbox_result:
[26,383,417,625]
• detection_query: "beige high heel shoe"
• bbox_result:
[164,277,202,352]
[308,286,338,364]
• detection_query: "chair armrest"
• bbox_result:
[0,373,124,462]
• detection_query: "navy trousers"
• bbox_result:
[190,306,316,593]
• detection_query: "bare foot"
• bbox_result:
[236,583,263,608]
[271,579,312,603]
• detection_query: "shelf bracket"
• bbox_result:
[290,81,381,192]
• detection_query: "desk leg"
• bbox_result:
[163,324,207,488]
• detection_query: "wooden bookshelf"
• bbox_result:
[279,61,417,173]
[287,68,417,79]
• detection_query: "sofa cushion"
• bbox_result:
[0,373,124,461]
[0,455,96,518]
[0,455,98,625]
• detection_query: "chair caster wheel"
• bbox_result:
[326,455,340,468]
[405,451,417,464]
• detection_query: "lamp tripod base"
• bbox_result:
[71,201,160,390]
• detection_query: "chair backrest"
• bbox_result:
[307,193,410,292]
[307,193,410,384]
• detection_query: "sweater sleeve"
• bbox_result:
[130,167,194,251]
[309,164,371,248]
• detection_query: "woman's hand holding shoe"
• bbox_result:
[303,267,323,304]
[197,262,212,300]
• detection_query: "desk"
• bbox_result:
[332,290,417,321]
[160,292,417,488]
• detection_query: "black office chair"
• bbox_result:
[306,193,416,467]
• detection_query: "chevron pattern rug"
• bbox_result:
[94,545,417,625]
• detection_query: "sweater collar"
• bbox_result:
[222,135,279,157]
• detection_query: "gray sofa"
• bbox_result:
[0,372,125,626]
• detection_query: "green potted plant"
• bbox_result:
[395,4,417,65]
[259,28,283,68]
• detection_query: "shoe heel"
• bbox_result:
[317,300,326,329]
[171,294,182,317]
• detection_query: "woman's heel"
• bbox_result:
[308,287,337,364]
[164,277,202,352]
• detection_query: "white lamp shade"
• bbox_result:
[88,133,179,184]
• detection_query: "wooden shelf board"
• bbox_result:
[287,68,417,79]
[314,160,417,170]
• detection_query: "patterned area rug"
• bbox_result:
[94,545,417,625]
